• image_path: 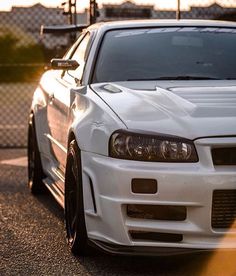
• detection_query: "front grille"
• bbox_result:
[212,147,236,165]
[212,190,236,229]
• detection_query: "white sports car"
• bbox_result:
[28,20,236,256]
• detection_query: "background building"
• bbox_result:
[98,1,236,21]
[98,1,154,21]
[179,3,236,20]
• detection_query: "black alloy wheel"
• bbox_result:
[27,114,46,194]
[65,140,89,256]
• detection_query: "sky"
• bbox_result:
[0,0,234,12]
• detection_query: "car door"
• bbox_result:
[46,32,92,175]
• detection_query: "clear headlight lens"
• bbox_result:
[109,130,198,162]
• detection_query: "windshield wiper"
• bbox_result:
[127,76,220,81]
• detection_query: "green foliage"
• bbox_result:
[0,32,45,82]
[0,34,18,63]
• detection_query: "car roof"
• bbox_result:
[88,19,236,32]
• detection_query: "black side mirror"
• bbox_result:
[51,59,79,70]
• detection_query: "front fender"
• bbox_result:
[68,86,126,156]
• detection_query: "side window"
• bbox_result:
[63,33,85,60]
[69,32,91,81]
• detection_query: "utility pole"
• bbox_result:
[176,0,181,20]
[68,0,72,24]
[61,0,77,43]
[73,0,77,25]
[62,0,77,25]
[90,0,99,25]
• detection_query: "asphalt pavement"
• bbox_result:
[1,149,236,276]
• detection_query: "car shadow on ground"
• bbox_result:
[34,191,65,222]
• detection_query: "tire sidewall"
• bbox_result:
[27,114,45,194]
[65,140,88,255]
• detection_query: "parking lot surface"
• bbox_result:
[1,149,236,276]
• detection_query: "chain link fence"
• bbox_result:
[0,0,236,148]
[0,4,70,147]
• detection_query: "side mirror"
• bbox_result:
[51,59,79,70]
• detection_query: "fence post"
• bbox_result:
[176,0,181,20]
[90,0,98,24]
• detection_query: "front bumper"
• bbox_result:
[81,137,236,252]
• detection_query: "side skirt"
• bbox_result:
[43,177,65,208]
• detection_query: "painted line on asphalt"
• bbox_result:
[0,157,27,167]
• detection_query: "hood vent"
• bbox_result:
[169,87,236,107]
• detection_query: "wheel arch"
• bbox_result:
[67,130,81,151]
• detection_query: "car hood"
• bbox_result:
[91,81,236,140]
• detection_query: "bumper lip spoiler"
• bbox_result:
[88,239,215,257]
[40,24,88,35]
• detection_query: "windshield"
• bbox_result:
[92,27,236,83]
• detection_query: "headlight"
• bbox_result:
[109,130,198,162]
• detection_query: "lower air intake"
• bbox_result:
[129,231,183,243]
[127,204,186,221]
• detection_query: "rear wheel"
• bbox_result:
[65,140,89,256]
[27,114,46,194]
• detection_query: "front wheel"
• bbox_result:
[27,114,46,194]
[65,140,89,256]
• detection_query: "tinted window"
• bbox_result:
[93,27,236,82]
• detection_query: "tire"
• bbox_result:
[65,140,89,256]
[27,114,46,194]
